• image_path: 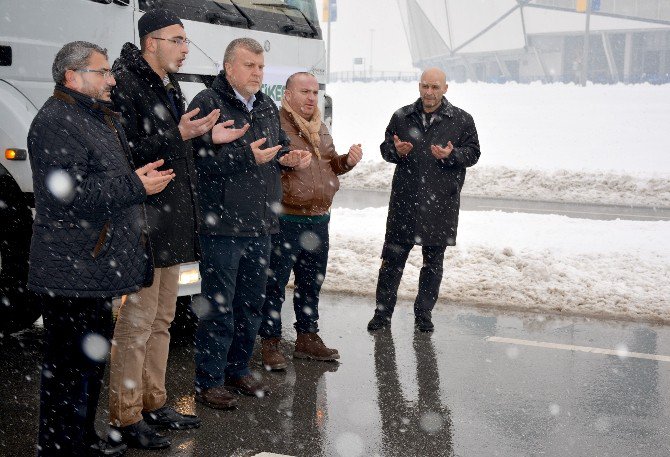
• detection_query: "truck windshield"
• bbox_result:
[284,0,318,23]
[138,0,321,39]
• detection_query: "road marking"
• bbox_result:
[252,453,295,457]
[474,205,670,220]
[486,336,670,363]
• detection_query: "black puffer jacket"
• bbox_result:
[27,85,153,297]
[188,72,290,237]
[381,97,480,246]
[112,42,200,267]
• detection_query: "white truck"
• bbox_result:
[0,0,328,335]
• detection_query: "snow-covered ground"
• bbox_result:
[328,82,670,207]
[316,82,670,321]
[323,207,670,323]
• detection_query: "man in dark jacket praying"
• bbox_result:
[109,9,247,449]
[188,37,308,409]
[367,68,480,333]
[29,40,173,457]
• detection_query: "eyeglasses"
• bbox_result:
[152,37,191,47]
[76,68,114,79]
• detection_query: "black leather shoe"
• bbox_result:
[88,437,127,456]
[143,406,202,430]
[115,420,171,450]
[414,310,434,333]
[367,313,391,331]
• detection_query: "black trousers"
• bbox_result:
[38,295,113,456]
[375,242,446,316]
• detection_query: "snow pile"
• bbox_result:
[338,162,670,208]
[328,81,670,207]
[322,207,670,323]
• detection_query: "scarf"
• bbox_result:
[281,94,322,159]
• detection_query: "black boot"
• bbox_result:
[114,419,171,450]
[414,309,434,333]
[87,437,127,457]
[367,311,392,331]
[143,406,201,430]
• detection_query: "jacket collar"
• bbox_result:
[115,42,168,87]
[53,84,120,119]
[408,96,454,119]
[211,71,267,111]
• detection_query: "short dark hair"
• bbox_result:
[223,38,263,65]
[285,72,316,90]
[52,41,108,84]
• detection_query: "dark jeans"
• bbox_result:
[38,295,113,457]
[375,242,446,317]
[259,219,329,339]
[194,235,271,390]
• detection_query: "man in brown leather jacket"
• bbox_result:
[259,72,362,370]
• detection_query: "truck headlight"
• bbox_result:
[179,267,200,285]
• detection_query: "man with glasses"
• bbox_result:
[109,9,247,449]
[29,40,173,457]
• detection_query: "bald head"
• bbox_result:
[421,67,446,84]
[419,67,448,113]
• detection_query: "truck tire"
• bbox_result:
[0,178,41,336]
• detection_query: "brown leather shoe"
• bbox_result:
[224,374,271,397]
[261,338,288,371]
[195,385,238,410]
[294,332,341,361]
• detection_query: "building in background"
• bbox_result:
[397,0,670,84]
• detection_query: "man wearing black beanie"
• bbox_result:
[109,8,247,450]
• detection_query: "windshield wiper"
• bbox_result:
[208,1,248,27]
[229,0,256,27]
[252,1,318,37]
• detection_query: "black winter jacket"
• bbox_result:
[381,97,480,246]
[112,42,200,267]
[188,72,290,237]
[27,85,153,297]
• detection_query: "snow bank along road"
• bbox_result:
[322,207,670,324]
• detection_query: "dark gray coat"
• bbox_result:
[27,85,153,297]
[112,42,200,267]
[381,97,480,246]
[188,72,290,237]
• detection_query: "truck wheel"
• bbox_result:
[0,196,42,337]
[170,295,197,345]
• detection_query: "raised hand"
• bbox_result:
[393,135,413,156]
[135,159,175,195]
[212,120,250,144]
[250,137,281,164]
[295,150,312,170]
[430,141,454,160]
[178,107,220,141]
[346,143,363,167]
[279,149,311,169]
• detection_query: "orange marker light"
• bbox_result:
[5,148,27,160]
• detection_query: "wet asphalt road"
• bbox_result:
[333,189,670,221]
[2,294,670,456]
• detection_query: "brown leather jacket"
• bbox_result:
[279,108,352,216]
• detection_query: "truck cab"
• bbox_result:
[0,0,327,335]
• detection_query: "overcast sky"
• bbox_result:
[316,0,418,73]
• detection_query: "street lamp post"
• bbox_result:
[369,28,375,78]
[580,0,592,86]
